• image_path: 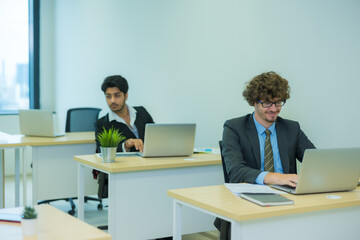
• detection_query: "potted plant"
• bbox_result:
[97,127,125,162]
[21,206,38,236]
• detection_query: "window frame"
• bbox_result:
[29,0,40,110]
[0,0,39,115]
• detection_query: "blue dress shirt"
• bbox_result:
[253,114,284,184]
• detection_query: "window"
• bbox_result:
[0,0,39,114]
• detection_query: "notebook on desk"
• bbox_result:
[272,148,360,195]
[138,123,196,158]
[19,110,65,137]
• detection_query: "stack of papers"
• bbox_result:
[0,207,23,223]
[225,183,286,195]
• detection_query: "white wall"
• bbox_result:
[46,0,360,149]
[2,0,359,151]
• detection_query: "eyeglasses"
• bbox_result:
[257,100,286,108]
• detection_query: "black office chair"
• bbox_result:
[214,140,231,240]
[65,108,101,133]
[38,107,103,215]
[219,140,229,183]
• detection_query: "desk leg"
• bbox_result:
[0,149,4,208]
[32,147,39,206]
[108,173,117,239]
[14,148,20,207]
[78,163,85,221]
[231,220,242,239]
[173,200,182,240]
[22,147,27,206]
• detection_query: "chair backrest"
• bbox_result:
[65,107,101,132]
[219,141,230,183]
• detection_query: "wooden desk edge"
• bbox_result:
[74,155,221,173]
[167,186,360,222]
[0,205,112,240]
[25,139,95,146]
[0,132,95,147]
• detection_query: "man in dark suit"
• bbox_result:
[216,71,315,239]
[95,75,154,198]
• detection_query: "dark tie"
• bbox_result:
[264,130,274,172]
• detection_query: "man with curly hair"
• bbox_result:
[223,71,315,186]
[216,71,316,239]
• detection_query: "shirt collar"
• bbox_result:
[252,113,276,135]
[108,105,137,127]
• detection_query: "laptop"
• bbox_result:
[138,123,196,158]
[19,109,65,137]
[271,148,360,194]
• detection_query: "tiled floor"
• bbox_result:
[3,175,219,240]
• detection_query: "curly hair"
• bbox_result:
[242,71,290,106]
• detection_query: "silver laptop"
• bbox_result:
[19,110,65,137]
[272,148,360,194]
[138,123,196,158]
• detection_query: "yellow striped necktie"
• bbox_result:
[264,130,274,172]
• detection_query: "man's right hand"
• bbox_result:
[263,172,298,187]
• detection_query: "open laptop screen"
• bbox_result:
[141,123,196,157]
[272,148,360,194]
[19,110,64,137]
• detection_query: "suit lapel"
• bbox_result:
[276,120,290,173]
[107,118,137,140]
[246,115,261,169]
[134,116,145,140]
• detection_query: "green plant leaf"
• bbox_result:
[22,206,37,219]
[96,127,126,147]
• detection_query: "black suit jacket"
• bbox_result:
[222,114,315,183]
[216,114,315,240]
[95,106,154,153]
[95,106,154,198]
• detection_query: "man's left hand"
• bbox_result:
[125,138,144,152]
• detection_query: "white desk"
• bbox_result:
[75,153,223,240]
[0,132,98,207]
[168,185,360,240]
[0,204,111,240]
[26,132,98,205]
[0,132,26,208]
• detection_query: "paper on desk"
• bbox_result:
[96,152,138,158]
[0,207,23,223]
[225,183,286,195]
[193,148,220,154]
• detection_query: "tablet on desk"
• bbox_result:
[240,193,294,207]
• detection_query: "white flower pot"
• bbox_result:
[100,147,117,162]
[21,218,38,236]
